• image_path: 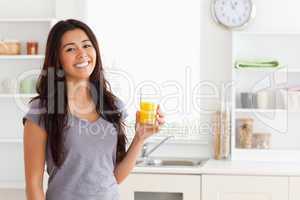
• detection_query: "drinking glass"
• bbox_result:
[139,89,159,125]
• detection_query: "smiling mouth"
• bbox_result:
[74,61,90,68]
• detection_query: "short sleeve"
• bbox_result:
[22,98,46,131]
[115,97,128,120]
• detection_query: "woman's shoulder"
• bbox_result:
[28,97,41,107]
[27,97,46,113]
[22,97,47,130]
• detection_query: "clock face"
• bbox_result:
[212,0,254,28]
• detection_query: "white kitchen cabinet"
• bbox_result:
[202,175,289,200]
[289,177,300,200]
[119,173,201,200]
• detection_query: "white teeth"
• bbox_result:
[75,61,89,68]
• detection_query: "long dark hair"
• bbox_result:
[31,19,127,168]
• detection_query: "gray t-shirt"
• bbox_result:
[23,98,128,200]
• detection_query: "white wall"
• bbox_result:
[80,0,300,158]
[83,0,201,122]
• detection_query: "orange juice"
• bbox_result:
[140,101,157,124]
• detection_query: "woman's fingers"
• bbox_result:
[136,111,140,122]
[156,105,165,125]
[140,123,160,133]
[156,116,165,125]
[157,105,165,118]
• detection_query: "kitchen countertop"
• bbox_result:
[132,164,203,175]
[132,159,300,176]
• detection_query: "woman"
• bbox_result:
[23,19,165,200]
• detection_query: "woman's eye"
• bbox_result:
[83,44,92,48]
[66,48,76,52]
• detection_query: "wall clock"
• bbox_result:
[211,0,255,29]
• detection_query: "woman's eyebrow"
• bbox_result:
[82,39,91,43]
[62,42,75,49]
[62,40,91,49]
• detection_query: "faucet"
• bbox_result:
[141,136,174,160]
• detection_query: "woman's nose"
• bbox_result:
[77,48,88,59]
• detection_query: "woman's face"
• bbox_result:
[59,28,97,82]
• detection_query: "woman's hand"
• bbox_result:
[134,105,165,143]
[114,106,165,183]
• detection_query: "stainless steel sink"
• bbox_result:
[135,157,208,167]
[160,160,202,166]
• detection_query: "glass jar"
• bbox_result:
[252,133,271,149]
[26,41,38,55]
[236,118,253,148]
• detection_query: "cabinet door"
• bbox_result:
[202,175,288,200]
[289,177,300,200]
[119,173,201,200]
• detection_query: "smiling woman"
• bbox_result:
[22,19,165,200]
[60,29,96,82]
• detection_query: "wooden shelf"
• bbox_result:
[0,55,45,60]
[0,138,22,144]
[234,67,300,73]
[0,181,25,189]
[0,18,55,22]
[235,108,287,113]
[232,148,300,162]
[0,93,38,98]
[235,108,300,114]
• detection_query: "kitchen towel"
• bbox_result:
[235,59,280,68]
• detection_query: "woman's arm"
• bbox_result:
[114,107,165,184]
[23,120,47,200]
[113,135,144,184]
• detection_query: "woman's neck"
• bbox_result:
[66,78,96,115]
[67,80,90,100]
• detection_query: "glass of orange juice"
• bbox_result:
[139,90,159,125]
